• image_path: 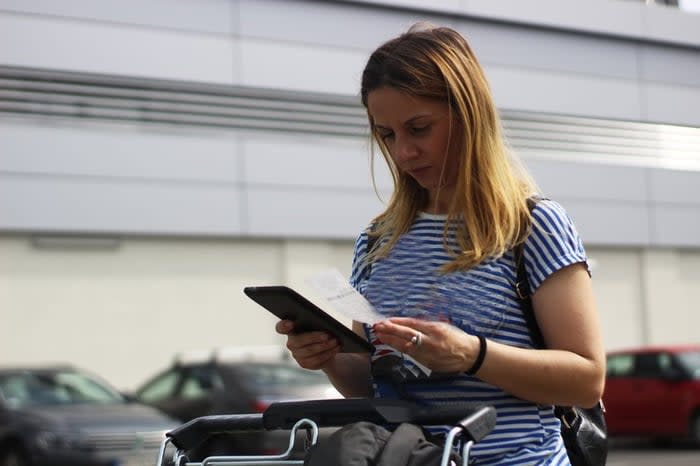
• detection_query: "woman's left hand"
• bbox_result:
[372,317,479,374]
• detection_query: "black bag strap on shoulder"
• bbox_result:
[513,197,544,349]
[513,197,607,466]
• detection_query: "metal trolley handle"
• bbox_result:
[166,398,497,450]
[167,413,265,451]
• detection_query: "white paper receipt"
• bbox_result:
[305,268,384,324]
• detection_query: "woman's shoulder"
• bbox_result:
[528,197,578,237]
[530,197,568,218]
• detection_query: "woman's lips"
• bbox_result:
[409,166,431,178]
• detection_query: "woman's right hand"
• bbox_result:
[275,320,341,370]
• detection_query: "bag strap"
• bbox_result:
[513,197,545,349]
[514,199,604,420]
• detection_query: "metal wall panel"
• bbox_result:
[242,137,392,191]
[563,200,651,246]
[525,160,648,202]
[640,44,700,88]
[1,0,699,246]
[461,20,639,80]
[0,13,235,83]
[0,0,234,34]
[644,83,700,127]
[0,120,242,183]
[238,0,456,50]
[652,205,700,246]
[238,39,366,95]
[245,188,384,238]
[0,176,244,234]
[485,65,642,120]
[649,169,700,205]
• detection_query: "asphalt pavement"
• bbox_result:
[607,439,700,466]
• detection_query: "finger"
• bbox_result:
[385,316,434,331]
[275,319,295,335]
[373,322,420,351]
[286,330,335,350]
[295,346,340,370]
[373,320,420,342]
[289,337,340,369]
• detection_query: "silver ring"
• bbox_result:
[410,331,423,347]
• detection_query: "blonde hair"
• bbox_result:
[360,23,537,272]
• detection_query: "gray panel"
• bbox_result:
[352,0,700,48]
[0,0,233,34]
[460,0,645,40]
[651,204,700,247]
[242,137,392,191]
[238,40,368,97]
[487,66,642,120]
[238,0,458,50]
[0,120,241,183]
[649,168,700,205]
[644,83,700,127]
[642,3,700,48]
[640,44,700,88]
[0,14,236,84]
[559,200,650,246]
[525,160,648,202]
[459,20,638,80]
[245,187,385,239]
[0,175,243,235]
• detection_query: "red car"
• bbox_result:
[603,344,700,444]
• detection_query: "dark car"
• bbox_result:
[0,365,179,466]
[132,352,342,458]
[603,344,700,444]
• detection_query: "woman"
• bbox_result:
[276,23,605,465]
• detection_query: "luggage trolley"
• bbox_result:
[157,398,497,466]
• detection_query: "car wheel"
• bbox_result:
[690,412,700,446]
[0,447,28,466]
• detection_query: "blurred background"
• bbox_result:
[1,2,700,459]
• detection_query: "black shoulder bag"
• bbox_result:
[513,202,608,466]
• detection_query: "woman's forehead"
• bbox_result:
[368,87,447,125]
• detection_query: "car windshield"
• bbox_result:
[0,370,124,406]
[677,351,700,379]
[238,364,330,389]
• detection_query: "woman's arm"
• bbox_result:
[373,262,606,408]
[276,319,373,398]
[476,262,606,407]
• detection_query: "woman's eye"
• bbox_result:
[379,132,394,141]
[410,125,428,135]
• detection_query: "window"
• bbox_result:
[180,366,224,400]
[137,370,180,403]
[607,354,635,377]
[634,353,663,378]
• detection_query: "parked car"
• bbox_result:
[603,344,700,444]
[0,364,179,466]
[132,350,342,459]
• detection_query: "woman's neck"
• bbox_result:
[425,187,455,214]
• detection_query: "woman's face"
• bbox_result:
[367,87,461,213]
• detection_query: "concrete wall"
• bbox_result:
[2,235,698,391]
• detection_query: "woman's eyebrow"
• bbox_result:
[374,114,433,130]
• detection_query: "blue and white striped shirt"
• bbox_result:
[349,199,586,465]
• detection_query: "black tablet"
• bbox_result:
[243,285,375,354]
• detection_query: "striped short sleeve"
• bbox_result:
[525,199,588,293]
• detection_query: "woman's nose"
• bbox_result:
[393,136,419,163]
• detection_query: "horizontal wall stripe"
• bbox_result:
[1,65,699,171]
